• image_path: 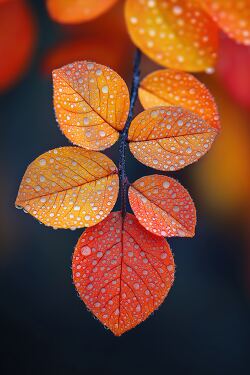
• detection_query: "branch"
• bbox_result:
[118,48,142,218]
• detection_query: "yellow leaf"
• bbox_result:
[15,147,119,229]
[125,0,218,71]
[53,61,130,150]
[128,106,218,171]
[139,69,220,129]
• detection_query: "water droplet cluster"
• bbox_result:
[128,106,218,171]
[53,61,130,150]
[15,147,119,229]
[47,0,118,24]
[139,69,220,129]
[129,175,196,237]
[125,0,218,71]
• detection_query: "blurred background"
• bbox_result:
[1,0,250,374]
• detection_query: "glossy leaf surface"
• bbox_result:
[139,69,220,129]
[129,175,196,237]
[128,107,218,171]
[53,61,130,150]
[200,0,250,45]
[47,0,118,24]
[15,147,119,229]
[125,0,218,71]
[73,211,175,336]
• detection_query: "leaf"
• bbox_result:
[72,211,175,336]
[217,35,250,110]
[125,0,218,72]
[15,147,119,229]
[129,175,196,237]
[139,69,220,129]
[47,0,118,24]
[128,106,218,171]
[200,0,250,46]
[53,61,130,150]
[0,0,36,92]
[42,8,133,77]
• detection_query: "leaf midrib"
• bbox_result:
[16,171,118,204]
[130,185,193,235]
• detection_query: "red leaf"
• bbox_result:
[129,175,196,237]
[72,211,175,336]
[217,35,250,110]
[0,0,36,92]
[47,0,118,24]
[125,0,218,71]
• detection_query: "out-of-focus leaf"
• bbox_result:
[72,211,175,336]
[217,35,250,110]
[125,0,218,72]
[42,36,132,77]
[129,175,196,237]
[139,69,220,129]
[15,147,119,229]
[47,0,118,24]
[0,0,36,92]
[200,0,250,45]
[128,106,218,171]
[53,61,130,150]
[43,1,133,77]
[193,74,250,218]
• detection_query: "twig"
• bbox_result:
[118,48,141,218]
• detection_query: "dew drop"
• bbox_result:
[81,246,91,256]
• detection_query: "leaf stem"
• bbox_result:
[118,48,141,218]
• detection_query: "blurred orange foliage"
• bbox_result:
[125,0,218,72]
[47,0,118,24]
[193,74,250,219]
[42,3,133,76]
[201,0,250,46]
[0,0,36,92]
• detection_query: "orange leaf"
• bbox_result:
[139,69,220,129]
[125,0,218,72]
[128,106,218,171]
[0,0,36,92]
[72,211,175,336]
[200,0,250,46]
[15,147,119,229]
[53,61,130,150]
[47,0,118,24]
[129,175,196,237]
